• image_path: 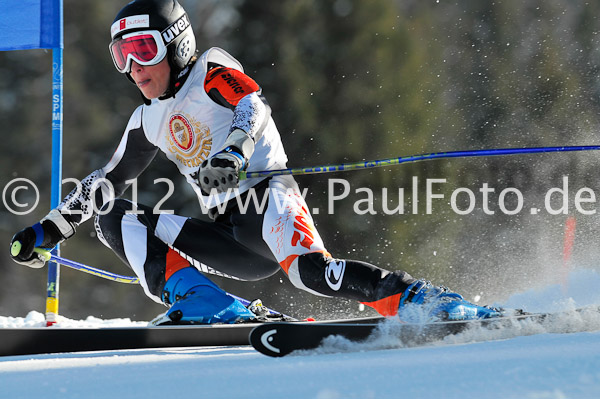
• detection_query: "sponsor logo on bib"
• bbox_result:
[166,113,212,168]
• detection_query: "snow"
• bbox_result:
[1,269,600,399]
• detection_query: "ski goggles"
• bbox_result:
[109,30,167,73]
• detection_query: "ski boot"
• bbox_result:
[398,280,502,322]
[151,267,255,325]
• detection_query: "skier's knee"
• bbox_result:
[296,252,329,281]
[285,252,336,295]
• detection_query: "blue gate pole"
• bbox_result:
[46,0,64,326]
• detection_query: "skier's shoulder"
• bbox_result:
[124,104,145,131]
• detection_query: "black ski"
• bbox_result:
[249,306,600,357]
[0,323,256,357]
[3,307,597,357]
[0,316,382,357]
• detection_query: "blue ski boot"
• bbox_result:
[152,267,255,325]
[398,280,502,322]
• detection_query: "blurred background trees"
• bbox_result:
[2,0,600,320]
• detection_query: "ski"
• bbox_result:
[0,323,255,357]
[0,316,382,357]
[4,307,597,357]
[249,306,600,357]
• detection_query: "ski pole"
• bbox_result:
[11,243,284,315]
[239,145,600,180]
[32,247,140,284]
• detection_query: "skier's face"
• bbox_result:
[129,58,171,99]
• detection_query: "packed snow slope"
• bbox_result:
[1,268,600,399]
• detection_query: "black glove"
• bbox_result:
[199,147,245,194]
[10,210,76,268]
[198,129,255,195]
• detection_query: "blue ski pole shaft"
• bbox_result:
[29,247,285,316]
[33,248,140,284]
[240,145,600,180]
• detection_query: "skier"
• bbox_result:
[10,0,500,324]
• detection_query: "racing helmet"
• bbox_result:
[109,0,196,76]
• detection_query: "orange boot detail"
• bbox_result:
[165,248,190,281]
